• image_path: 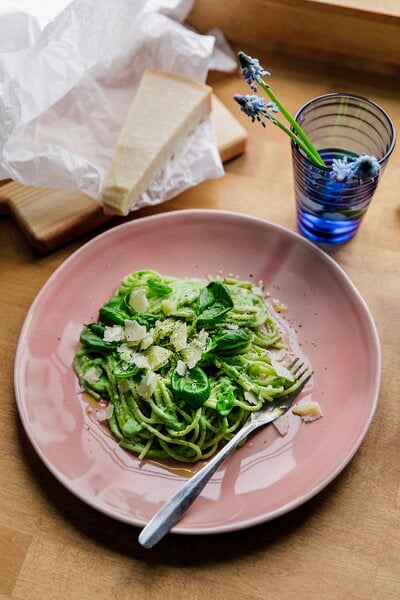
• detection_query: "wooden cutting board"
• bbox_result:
[0,95,247,253]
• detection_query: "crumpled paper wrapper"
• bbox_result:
[0,0,237,211]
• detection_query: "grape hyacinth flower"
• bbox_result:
[352,154,380,180]
[236,51,382,179]
[236,51,326,167]
[330,154,380,182]
[234,90,324,166]
[234,94,279,127]
[330,156,351,182]
[238,52,270,92]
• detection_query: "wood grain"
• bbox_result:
[188,0,400,77]
[1,3,400,599]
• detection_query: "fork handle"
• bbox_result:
[138,419,256,548]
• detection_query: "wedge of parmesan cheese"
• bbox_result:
[101,68,212,216]
[292,401,323,422]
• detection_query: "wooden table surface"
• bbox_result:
[1,41,400,600]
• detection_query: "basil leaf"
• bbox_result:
[147,277,173,298]
[212,329,252,354]
[99,296,130,326]
[112,361,142,379]
[215,377,235,416]
[196,281,233,324]
[80,324,115,351]
[134,314,158,329]
[171,367,211,408]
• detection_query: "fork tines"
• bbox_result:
[288,358,312,382]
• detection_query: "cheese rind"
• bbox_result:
[101,69,212,216]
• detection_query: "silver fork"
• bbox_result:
[138,361,312,548]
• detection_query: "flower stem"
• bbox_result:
[257,79,326,167]
[268,114,323,164]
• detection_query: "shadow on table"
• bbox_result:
[15,413,346,567]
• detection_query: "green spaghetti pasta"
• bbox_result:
[74,270,300,463]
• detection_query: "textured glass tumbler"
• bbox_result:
[291,93,396,244]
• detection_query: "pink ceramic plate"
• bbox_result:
[15,210,380,534]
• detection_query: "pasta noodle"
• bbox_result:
[74,270,300,462]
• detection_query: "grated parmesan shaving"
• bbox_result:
[129,288,149,313]
[83,365,103,385]
[273,413,290,436]
[292,401,323,422]
[170,321,188,351]
[117,343,136,362]
[251,286,264,297]
[272,298,288,313]
[103,325,124,342]
[145,346,171,370]
[96,403,114,421]
[139,335,154,350]
[176,360,187,376]
[271,359,295,382]
[124,319,147,343]
[244,391,258,405]
[131,353,150,369]
[183,329,209,369]
[137,371,158,399]
[161,299,178,315]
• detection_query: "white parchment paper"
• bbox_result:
[0,0,236,210]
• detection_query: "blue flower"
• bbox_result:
[238,51,270,92]
[330,156,351,183]
[331,154,380,182]
[235,49,383,176]
[234,94,279,127]
[350,153,380,180]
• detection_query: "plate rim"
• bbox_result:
[14,209,381,534]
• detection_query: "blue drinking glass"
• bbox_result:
[291,93,396,244]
